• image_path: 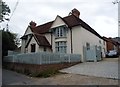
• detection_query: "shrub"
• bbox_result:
[30,68,59,78]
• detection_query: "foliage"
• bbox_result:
[1,29,18,57]
[30,69,59,78]
[0,1,11,22]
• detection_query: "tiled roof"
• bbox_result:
[31,14,102,39]
[103,37,119,45]
[33,34,51,47]
[23,14,103,48]
[31,21,53,34]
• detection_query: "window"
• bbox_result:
[55,26,66,38]
[99,40,101,44]
[31,44,36,52]
[86,43,90,50]
[103,41,105,45]
[44,47,46,52]
[55,41,67,53]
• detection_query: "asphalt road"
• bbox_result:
[2,69,36,85]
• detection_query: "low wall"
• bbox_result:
[3,62,80,76]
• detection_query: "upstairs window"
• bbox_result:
[55,26,66,38]
[99,40,101,44]
[86,43,90,50]
[103,41,105,45]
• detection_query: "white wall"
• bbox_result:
[26,36,51,53]
[24,26,32,35]
[72,26,106,62]
[27,36,41,53]
[44,33,51,44]
[21,26,33,53]
[66,28,72,54]
[51,16,67,29]
[21,39,26,53]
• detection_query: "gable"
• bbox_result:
[50,15,67,29]
[26,35,38,48]
[25,34,51,48]
[24,15,102,40]
[24,26,32,35]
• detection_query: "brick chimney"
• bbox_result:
[71,8,80,18]
[29,21,36,28]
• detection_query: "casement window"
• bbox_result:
[55,41,67,53]
[86,43,90,50]
[103,41,105,45]
[99,40,101,44]
[31,44,36,52]
[44,47,46,52]
[55,26,66,38]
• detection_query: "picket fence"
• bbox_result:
[4,52,81,65]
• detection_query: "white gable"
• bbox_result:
[24,26,32,35]
[51,16,67,28]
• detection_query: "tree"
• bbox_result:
[0,1,11,22]
[1,29,18,57]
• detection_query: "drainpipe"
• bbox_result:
[51,32,53,52]
[70,28,73,53]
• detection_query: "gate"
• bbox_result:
[83,45,102,62]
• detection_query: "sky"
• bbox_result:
[1,0,118,38]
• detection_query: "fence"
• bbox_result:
[8,50,20,55]
[4,52,81,65]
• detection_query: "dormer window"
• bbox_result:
[55,26,67,38]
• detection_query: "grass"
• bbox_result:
[29,69,60,78]
[4,66,61,78]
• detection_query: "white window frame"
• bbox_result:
[86,42,90,50]
[55,26,66,38]
[55,41,67,53]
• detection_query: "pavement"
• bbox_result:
[60,58,119,79]
[2,69,35,85]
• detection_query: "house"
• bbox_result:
[21,8,106,62]
[103,37,120,55]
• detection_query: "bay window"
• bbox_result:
[55,41,67,53]
[55,26,66,38]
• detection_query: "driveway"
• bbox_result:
[60,58,119,79]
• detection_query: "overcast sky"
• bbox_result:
[1,0,118,38]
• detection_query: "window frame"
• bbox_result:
[86,42,90,50]
[55,26,67,38]
[31,43,36,52]
[55,41,67,53]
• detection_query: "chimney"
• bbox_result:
[71,8,80,18]
[29,21,36,28]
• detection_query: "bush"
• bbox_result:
[23,68,30,75]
